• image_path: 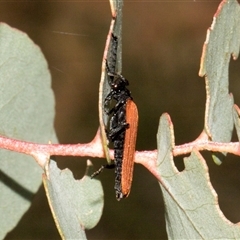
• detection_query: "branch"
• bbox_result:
[0,129,239,180]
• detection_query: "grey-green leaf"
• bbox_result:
[157,113,240,239]
[199,0,240,164]
[233,104,240,140]
[0,23,57,239]
[43,160,104,239]
[98,0,123,164]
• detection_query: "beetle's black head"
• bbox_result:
[111,75,129,90]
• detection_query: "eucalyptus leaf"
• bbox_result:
[157,114,240,239]
[98,0,123,164]
[0,23,57,239]
[199,0,240,164]
[43,160,104,239]
[233,104,240,140]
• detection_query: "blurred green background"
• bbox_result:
[1,1,240,239]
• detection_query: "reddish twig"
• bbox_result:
[0,129,239,181]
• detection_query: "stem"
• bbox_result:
[0,129,239,176]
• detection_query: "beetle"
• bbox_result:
[93,34,138,200]
[107,98,138,200]
[101,69,138,200]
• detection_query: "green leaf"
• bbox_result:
[0,23,57,238]
[233,104,240,140]
[157,114,240,239]
[43,160,104,239]
[98,0,123,164]
[199,0,240,164]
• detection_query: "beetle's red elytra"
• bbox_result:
[121,99,138,198]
